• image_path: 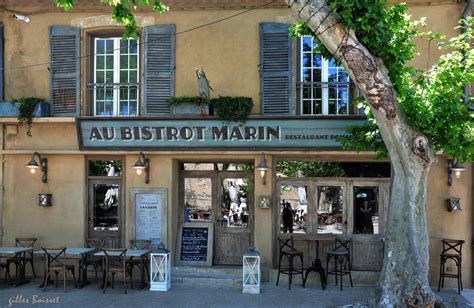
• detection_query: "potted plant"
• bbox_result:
[0,97,50,136]
[210,96,253,124]
[168,96,210,116]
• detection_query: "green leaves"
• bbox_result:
[55,0,169,38]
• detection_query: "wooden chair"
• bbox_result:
[102,248,130,294]
[42,246,77,292]
[127,239,151,288]
[438,239,464,294]
[276,236,304,290]
[8,237,37,278]
[79,239,102,283]
[326,236,353,291]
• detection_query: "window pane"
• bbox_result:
[313,100,322,114]
[105,40,114,54]
[96,56,105,70]
[184,178,213,222]
[302,37,312,52]
[328,99,336,114]
[120,71,128,83]
[89,160,122,176]
[129,101,138,116]
[129,56,137,70]
[353,187,379,234]
[303,53,311,68]
[96,72,105,84]
[130,39,138,53]
[317,186,344,234]
[97,40,105,54]
[105,56,114,70]
[313,53,322,67]
[312,69,321,83]
[220,178,249,228]
[106,71,113,83]
[120,39,128,54]
[120,55,128,70]
[303,69,311,82]
[93,184,119,231]
[129,71,137,83]
[314,87,322,100]
[302,100,310,114]
[119,101,129,116]
[280,185,307,233]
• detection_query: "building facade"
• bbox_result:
[0,0,472,287]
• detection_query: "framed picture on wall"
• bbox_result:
[259,195,270,209]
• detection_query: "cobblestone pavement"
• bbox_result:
[0,279,473,308]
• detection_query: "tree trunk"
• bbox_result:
[285,1,440,306]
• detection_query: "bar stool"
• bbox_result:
[326,236,353,291]
[438,239,464,294]
[276,236,304,290]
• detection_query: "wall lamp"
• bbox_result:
[448,157,466,186]
[132,152,150,184]
[25,152,47,183]
[256,152,269,185]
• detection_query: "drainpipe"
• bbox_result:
[462,0,473,111]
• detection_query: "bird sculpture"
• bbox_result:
[196,67,213,117]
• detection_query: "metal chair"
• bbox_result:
[438,239,464,294]
[276,236,304,290]
[79,239,102,283]
[127,239,151,289]
[42,246,77,292]
[8,237,37,278]
[102,248,130,294]
[326,236,353,291]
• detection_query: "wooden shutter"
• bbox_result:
[259,23,293,115]
[49,25,81,117]
[144,24,175,116]
[0,22,3,100]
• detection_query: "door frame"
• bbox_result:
[85,155,125,246]
[177,165,254,265]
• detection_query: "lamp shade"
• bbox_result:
[256,153,269,171]
[25,158,40,169]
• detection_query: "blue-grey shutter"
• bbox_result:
[49,25,81,116]
[259,23,293,115]
[144,24,175,115]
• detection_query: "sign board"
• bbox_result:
[77,117,366,150]
[131,188,167,248]
[176,223,213,266]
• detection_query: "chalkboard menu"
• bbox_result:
[176,223,213,266]
[180,227,208,261]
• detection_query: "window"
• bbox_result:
[92,37,139,116]
[299,36,354,115]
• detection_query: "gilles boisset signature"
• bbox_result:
[8,294,60,307]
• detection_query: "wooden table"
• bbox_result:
[35,247,96,288]
[0,247,33,287]
[95,249,150,289]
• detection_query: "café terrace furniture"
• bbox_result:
[326,237,353,291]
[276,235,304,290]
[79,239,103,283]
[36,246,96,289]
[0,256,12,282]
[438,239,465,294]
[42,246,78,292]
[302,234,333,290]
[95,248,151,290]
[0,246,33,287]
[127,239,151,288]
[7,238,38,279]
[100,248,130,294]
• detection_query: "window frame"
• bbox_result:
[88,33,141,117]
[297,36,354,116]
